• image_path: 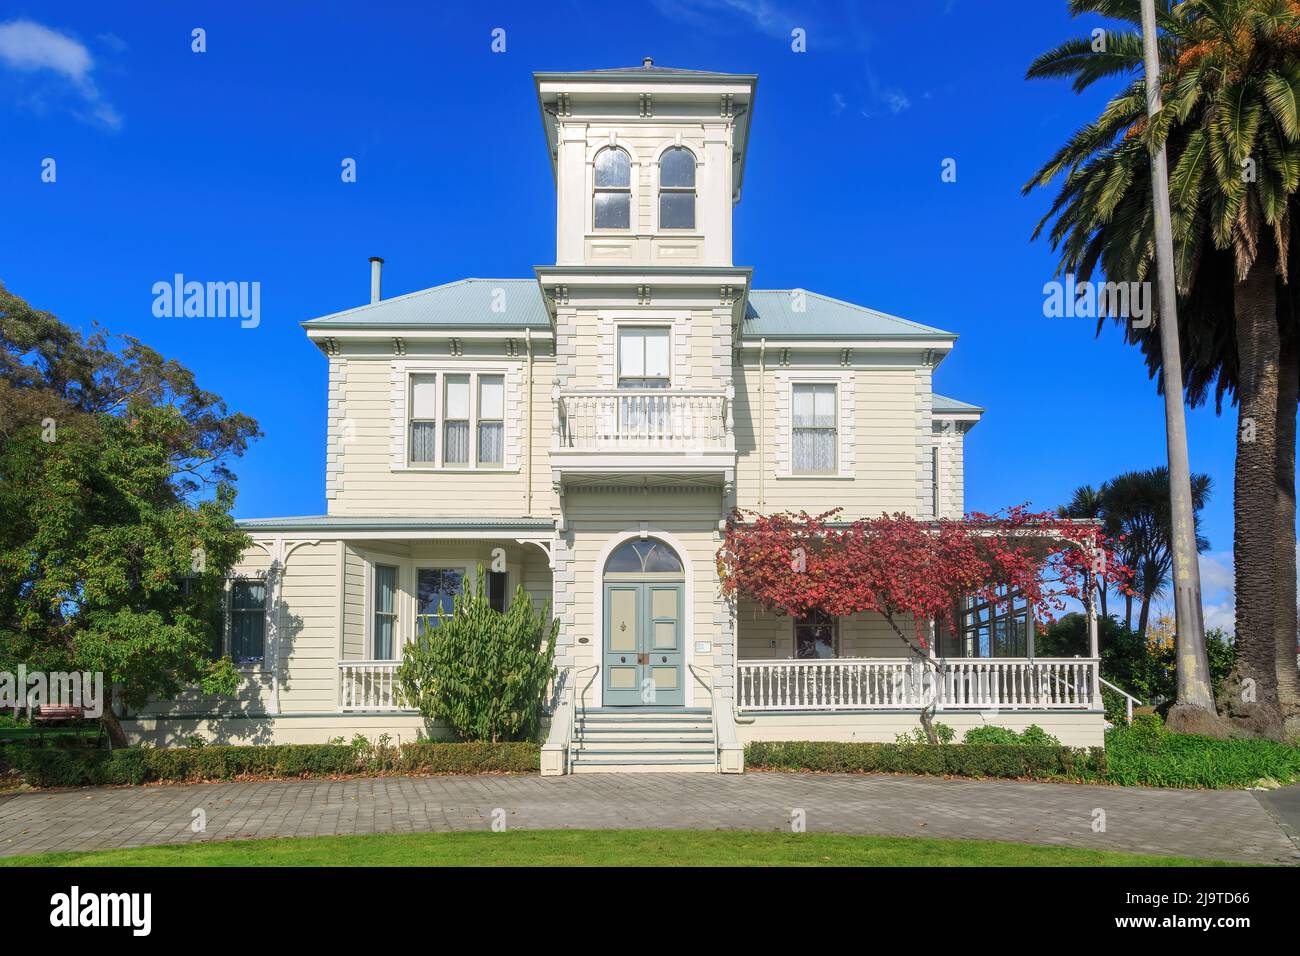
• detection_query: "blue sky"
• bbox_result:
[0,1,1239,628]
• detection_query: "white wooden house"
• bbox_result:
[123,61,1107,771]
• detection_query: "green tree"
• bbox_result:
[1025,0,1300,736]
[398,569,557,743]
[0,284,260,746]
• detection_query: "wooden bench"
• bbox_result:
[32,704,86,724]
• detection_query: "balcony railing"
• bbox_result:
[339,661,405,711]
[554,388,733,453]
[735,658,1099,712]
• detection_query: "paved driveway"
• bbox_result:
[1,772,1296,864]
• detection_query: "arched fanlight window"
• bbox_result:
[593,147,631,229]
[605,538,684,576]
[658,147,696,229]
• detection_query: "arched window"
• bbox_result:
[593,147,631,229]
[604,537,684,576]
[658,147,696,229]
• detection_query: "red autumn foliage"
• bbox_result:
[717,506,1134,652]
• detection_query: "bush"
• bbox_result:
[960,724,1061,746]
[0,740,541,788]
[744,740,1106,781]
[399,571,557,743]
[1104,716,1300,788]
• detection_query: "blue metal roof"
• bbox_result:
[302,279,551,329]
[743,290,954,339]
[933,394,985,414]
[302,279,954,340]
[237,516,554,531]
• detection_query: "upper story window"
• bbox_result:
[228,580,267,665]
[658,147,696,230]
[593,147,631,229]
[405,371,506,469]
[792,383,838,475]
[617,327,670,389]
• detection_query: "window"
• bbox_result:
[792,383,838,474]
[373,565,398,659]
[443,375,470,465]
[931,446,940,517]
[659,147,696,229]
[794,611,837,659]
[594,147,631,228]
[477,375,504,466]
[410,375,437,463]
[487,570,509,613]
[417,568,464,631]
[617,327,670,389]
[957,589,1029,658]
[405,371,508,469]
[605,538,684,575]
[229,580,266,665]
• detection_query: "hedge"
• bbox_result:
[744,740,1108,781]
[0,741,540,789]
[1103,718,1300,789]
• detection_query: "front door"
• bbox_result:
[603,582,684,706]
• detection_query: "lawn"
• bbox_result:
[0,829,1234,867]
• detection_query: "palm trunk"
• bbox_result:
[1137,593,1152,641]
[1227,242,1284,737]
[1275,318,1299,736]
[1124,594,1134,632]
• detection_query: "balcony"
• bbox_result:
[551,387,736,480]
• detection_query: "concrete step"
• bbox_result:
[570,756,717,773]
[572,744,717,755]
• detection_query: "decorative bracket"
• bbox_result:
[515,537,555,570]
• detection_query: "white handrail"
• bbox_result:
[1099,676,1144,722]
[687,664,719,773]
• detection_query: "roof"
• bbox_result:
[303,280,955,341]
[301,279,550,330]
[743,290,955,339]
[237,516,554,532]
[533,63,757,82]
[933,394,985,414]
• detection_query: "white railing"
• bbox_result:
[339,661,405,711]
[555,388,732,452]
[735,658,1099,712]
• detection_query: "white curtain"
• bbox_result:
[792,384,837,472]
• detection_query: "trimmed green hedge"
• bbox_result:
[0,741,540,789]
[745,740,1107,780]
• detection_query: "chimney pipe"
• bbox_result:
[369,256,384,304]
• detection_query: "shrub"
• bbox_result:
[399,570,557,743]
[960,724,1061,746]
[1103,718,1300,788]
[744,740,1106,781]
[0,740,541,788]
[895,722,954,745]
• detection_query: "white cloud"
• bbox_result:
[884,90,911,114]
[0,19,120,129]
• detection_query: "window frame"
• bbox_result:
[403,369,510,471]
[615,324,673,390]
[414,565,467,633]
[592,146,632,231]
[371,563,400,660]
[226,578,268,669]
[657,146,697,231]
[790,380,840,476]
[792,611,839,660]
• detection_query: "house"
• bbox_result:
[121,61,1107,771]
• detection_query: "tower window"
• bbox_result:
[594,148,631,228]
[659,147,696,229]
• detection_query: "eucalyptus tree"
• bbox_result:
[1025,0,1300,736]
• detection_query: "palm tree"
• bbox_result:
[1058,483,1115,618]
[1025,0,1300,736]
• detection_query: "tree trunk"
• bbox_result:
[1224,242,1285,738]
[100,707,128,749]
[1099,585,1108,621]
[1137,593,1152,641]
[1124,594,1134,632]
[1275,316,1299,737]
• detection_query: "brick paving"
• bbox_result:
[1,772,1296,863]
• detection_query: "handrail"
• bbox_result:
[1099,676,1144,723]
[568,665,599,774]
[687,664,719,774]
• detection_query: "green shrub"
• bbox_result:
[1103,719,1300,788]
[960,724,1062,746]
[399,571,557,743]
[0,740,541,788]
[744,740,1107,781]
[895,722,955,745]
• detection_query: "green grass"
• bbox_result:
[0,829,1235,867]
[1104,720,1300,788]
